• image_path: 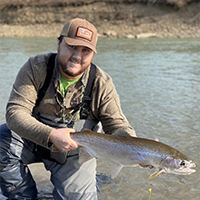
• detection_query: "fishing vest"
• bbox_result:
[35,53,97,121]
[34,53,102,164]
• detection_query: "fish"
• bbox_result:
[70,130,196,179]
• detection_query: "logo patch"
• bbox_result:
[76,27,93,41]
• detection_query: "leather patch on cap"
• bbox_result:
[76,27,93,41]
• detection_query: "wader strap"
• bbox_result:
[35,53,57,107]
[80,63,97,119]
[74,119,102,132]
[35,57,96,121]
[34,60,99,164]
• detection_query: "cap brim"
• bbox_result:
[64,37,97,54]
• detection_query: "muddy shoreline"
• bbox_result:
[0,2,200,39]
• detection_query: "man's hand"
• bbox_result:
[49,128,78,152]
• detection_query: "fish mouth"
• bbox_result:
[175,161,196,175]
[176,168,196,175]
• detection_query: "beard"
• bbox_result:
[57,55,88,78]
[59,61,85,78]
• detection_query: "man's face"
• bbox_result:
[57,38,94,79]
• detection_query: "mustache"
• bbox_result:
[70,57,81,64]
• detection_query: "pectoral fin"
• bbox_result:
[149,169,165,179]
[78,148,95,164]
[111,164,123,179]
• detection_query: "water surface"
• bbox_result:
[0,38,199,200]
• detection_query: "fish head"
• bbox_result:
[161,156,196,175]
[149,156,196,178]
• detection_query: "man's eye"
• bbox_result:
[69,45,75,49]
[83,48,91,52]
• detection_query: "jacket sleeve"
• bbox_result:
[91,68,136,137]
[6,55,54,147]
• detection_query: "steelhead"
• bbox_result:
[70,130,196,179]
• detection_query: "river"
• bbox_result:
[0,38,199,200]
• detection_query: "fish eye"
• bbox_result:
[180,161,186,166]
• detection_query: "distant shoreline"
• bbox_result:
[0,22,200,39]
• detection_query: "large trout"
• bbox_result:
[70,130,196,179]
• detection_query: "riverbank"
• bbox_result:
[0,1,200,39]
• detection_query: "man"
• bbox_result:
[0,18,136,199]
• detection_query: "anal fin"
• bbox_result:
[111,163,123,179]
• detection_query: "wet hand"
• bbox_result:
[49,128,78,152]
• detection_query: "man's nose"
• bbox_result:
[73,48,82,58]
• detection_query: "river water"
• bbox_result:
[0,38,199,200]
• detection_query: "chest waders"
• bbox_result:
[33,53,102,164]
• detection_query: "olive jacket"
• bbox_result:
[6,53,136,148]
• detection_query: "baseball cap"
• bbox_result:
[60,18,98,53]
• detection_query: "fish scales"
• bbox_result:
[72,131,180,164]
[70,130,196,178]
